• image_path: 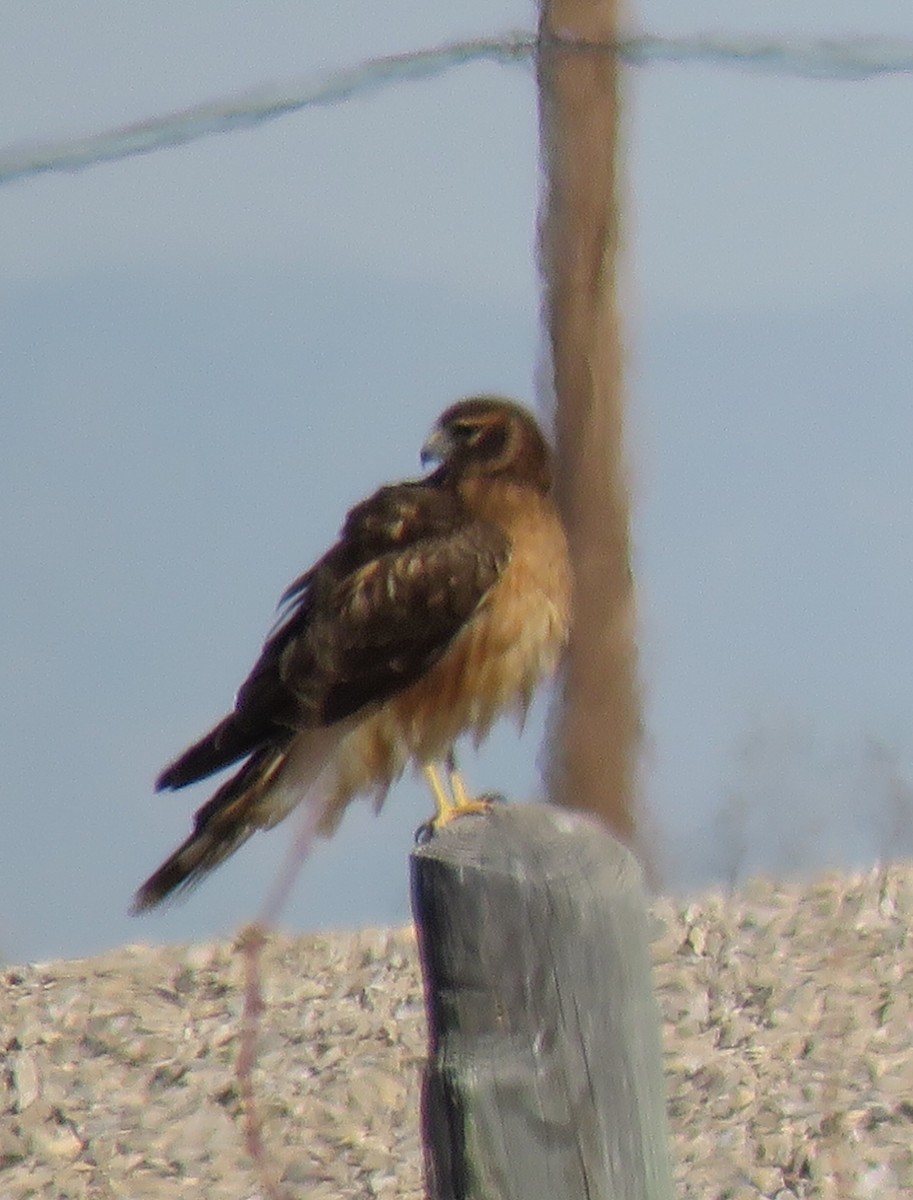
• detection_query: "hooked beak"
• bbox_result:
[420,424,452,468]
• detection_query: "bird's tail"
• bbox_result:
[132,725,347,913]
[132,744,290,913]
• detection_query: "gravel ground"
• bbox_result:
[1,862,911,1199]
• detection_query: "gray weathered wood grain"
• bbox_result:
[411,803,674,1200]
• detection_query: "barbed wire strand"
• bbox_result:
[2,32,913,187]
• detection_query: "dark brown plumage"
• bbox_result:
[132,396,571,912]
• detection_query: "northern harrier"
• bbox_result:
[133,396,571,911]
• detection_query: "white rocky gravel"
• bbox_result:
[2,863,911,1199]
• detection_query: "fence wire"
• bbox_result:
[2,32,912,187]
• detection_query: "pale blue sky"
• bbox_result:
[3,2,913,962]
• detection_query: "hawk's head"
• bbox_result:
[421,396,553,494]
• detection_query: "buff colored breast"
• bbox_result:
[320,482,571,827]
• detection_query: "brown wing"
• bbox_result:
[156,481,510,791]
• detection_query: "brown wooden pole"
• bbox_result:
[536,3,644,858]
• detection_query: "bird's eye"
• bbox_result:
[451,421,481,444]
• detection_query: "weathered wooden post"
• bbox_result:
[412,804,673,1200]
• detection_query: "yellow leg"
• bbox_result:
[448,765,473,811]
[422,756,492,830]
[423,764,453,824]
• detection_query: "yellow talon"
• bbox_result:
[422,762,493,829]
[436,796,493,827]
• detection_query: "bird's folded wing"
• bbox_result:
[157,483,510,789]
[242,482,511,727]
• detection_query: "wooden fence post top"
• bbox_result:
[411,803,673,1200]
[412,801,641,884]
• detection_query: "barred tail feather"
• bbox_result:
[130,818,255,913]
[133,725,349,913]
[132,745,288,912]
